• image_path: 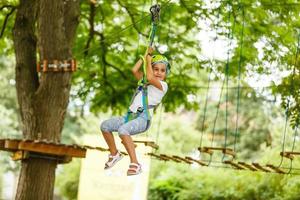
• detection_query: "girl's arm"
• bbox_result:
[146,53,164,91]
[131,59,143,80]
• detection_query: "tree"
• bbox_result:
[12,0,80,199]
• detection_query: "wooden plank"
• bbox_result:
[223,160,245,170]
[252,163,271,172]
[0,139,5,151]
[223,149,236,157]
[185,156,209,166]
[206,147,235,156]
[147,152,169,161]
[284,151,300,155]
[160,154,181,163]
[19,141,63,156]
[144,142,159,150]
[206,147,234,151]
[199,146,236,157]
[133,140,159,150]
[280,151,300,159]
[5,139,21,151]
[12,150,73,164]
[18,140,86,158]
[1,139,87,162]
[172,155,193,164]
[198,147,213,155]
[280,152,294,160]
[266,164,286,174]
[64,144,86,158]
[238,162,258,171]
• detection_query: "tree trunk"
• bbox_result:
[13,0,80,199]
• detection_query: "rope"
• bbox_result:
[211,77,225,146]
[136,0,147,57]
[199,5,222,149]
[277,29,300,169]
[276,100,291,168]
[286,125,299,174]
[210,2,235,150]
[152,4,171,149]
[290,126,299,158]
[233,5,245,152]
[222,2,237,161]
[199,68,212,148]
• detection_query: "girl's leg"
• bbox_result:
[102,131,118,155]
[118,116,148,165]
[100,117,125,156]
[119,134,138,163]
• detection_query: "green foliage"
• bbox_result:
[2,0,300,119]
[55,159,81,200]
[0,56,21,173]
[149,178,184,200]
[149,167,300,200]
[71,0,204,114]
[194,84,273,159]
[0,167,2,197]
[148,92,300,200]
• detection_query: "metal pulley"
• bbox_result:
[150,4,160,23]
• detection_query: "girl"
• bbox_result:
[100,47,170,175]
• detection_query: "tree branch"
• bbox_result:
[105,61,127,79]
[0,6,16,38]
[93,30,128,79]
[84,3,96,56]
[0,5,16,11]
[115,0,147,37]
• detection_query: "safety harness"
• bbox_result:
[124,4,161,129]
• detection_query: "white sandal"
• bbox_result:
[127,163,142,176]
[104,151,123,170]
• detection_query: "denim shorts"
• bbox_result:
[100,111,151,136]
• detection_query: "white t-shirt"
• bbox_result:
[129,81,168,115]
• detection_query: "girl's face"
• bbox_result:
[152,63,167,81]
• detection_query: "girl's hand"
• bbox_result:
[146,54,152,63]
[145,46,154,63]
[145,46,154,57]
[147,46,154,55]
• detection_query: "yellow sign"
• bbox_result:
[77,135,152,200]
